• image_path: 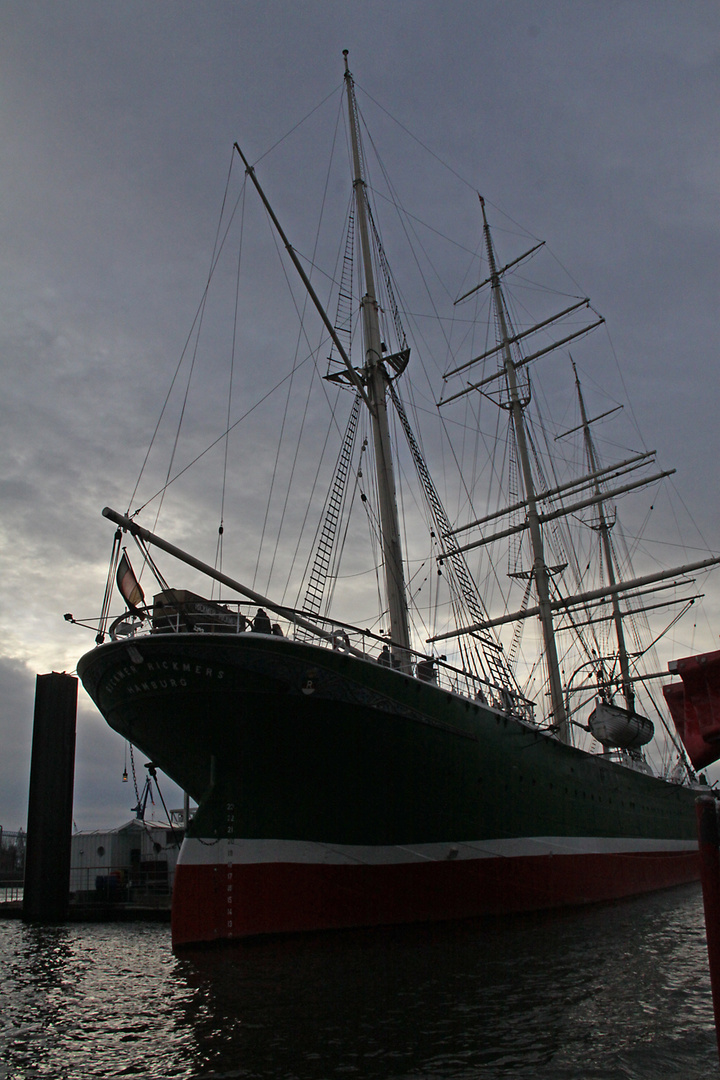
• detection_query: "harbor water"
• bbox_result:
[1,882,717,1079]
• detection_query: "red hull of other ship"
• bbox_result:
[664,649,720,771]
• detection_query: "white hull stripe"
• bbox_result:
[177,835,697,868]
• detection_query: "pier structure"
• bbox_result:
[23,673,78,923]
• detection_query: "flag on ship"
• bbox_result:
[116,552,145,611]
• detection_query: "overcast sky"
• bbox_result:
[1,1,718,831]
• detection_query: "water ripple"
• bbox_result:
[0,884,717,1079]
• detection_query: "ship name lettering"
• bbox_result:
[126,661,226,681]
[146,660,176,673]
[105,665,139,694]
[124,674,187,696]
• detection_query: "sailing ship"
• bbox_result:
[77,54,720,948]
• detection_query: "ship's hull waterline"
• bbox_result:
[78,632,700,947]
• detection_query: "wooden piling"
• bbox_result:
[696,795,720,1061]
[23,673,78,923]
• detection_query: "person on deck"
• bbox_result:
[416,658,437,684]
[252,608,272,634]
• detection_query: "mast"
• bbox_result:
[572,360,635,711]
[480,197,570,741]
[343,51,412,664]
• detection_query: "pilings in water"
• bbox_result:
[696,795,720,1062]
[23,673,78,923]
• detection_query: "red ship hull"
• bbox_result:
[171,836,699,946]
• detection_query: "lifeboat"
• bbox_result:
[588,700,654,750]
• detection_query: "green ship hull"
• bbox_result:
[78,631,700,946]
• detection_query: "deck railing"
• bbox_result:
[0,881,23,904]
[106,600,536,723]
[70,862,173,906]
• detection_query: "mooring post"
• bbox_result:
[23,673,78,923]
[696,795,720,1062]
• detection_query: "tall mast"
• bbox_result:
[343,51,411,663]
[572,360,635,711]
[480,197,569,741]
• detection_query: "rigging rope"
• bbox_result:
[389,380,521,695]
[96,529,123,643]
[253,97,347,598]
[214,180,247,597]
[127,149,245,519]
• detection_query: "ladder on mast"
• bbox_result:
[298,394,362,628]
[388,383,520,696]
